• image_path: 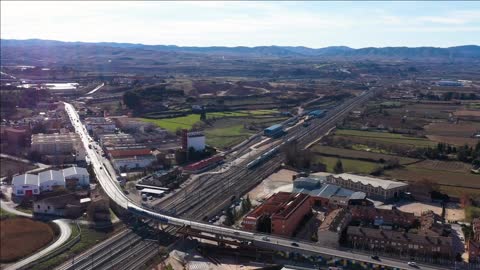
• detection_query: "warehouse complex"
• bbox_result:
[12,166,90,196]
[326,173,408,201]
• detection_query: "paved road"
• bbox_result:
[1,200,72,270]
[86,83,105,95]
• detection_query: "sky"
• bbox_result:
[1,1,479,48]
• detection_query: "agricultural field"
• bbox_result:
[313,155,381,175]
[334,129,435,148]
[0,158,36,178]
[0,217,55,262]
[384,160,480,190]
[312,145,419,165]
[424,121,480,146]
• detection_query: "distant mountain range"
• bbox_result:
[1,39,480,60]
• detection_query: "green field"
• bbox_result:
[335,129,435,147]
[141,109,280,132]
[205,124,255,149]
[314,155,381,174]
[141,114,201,132]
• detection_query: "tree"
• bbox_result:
[123,91,141,110]
[241,196,252,214]
[224,207,235,226]
[333,159,344,174]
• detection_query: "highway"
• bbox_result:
[63,94,447,270]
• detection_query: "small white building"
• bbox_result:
[63,167,90,187]
[186,131,205,151]
[38,170,66,192]
[12,174,40,197]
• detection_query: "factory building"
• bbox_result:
[242,192,312,237]
[31,133,85,162]
[326,173,408,201]
[182,130,206,151]
[264,124,284,138]
[292,176,368,207]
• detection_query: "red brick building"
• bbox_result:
[242,192,312,237]
[349,205,416,227]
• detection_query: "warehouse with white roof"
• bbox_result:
[12,166,90,197]
[326,173,408,201]
[12,174,41,196]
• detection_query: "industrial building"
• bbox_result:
[99,133,136,148]
[292,176,368,207]
[326,173,408,201]
[242,192,312,237]
[84,117,117,137]
[12,166,90,196]
[264,124,284,138]
[108,146,156,171]
[183,155,224,174]
[31,133,85,162]
[63,166,90,188]
[307,110,326,118]
[182,130,206,151]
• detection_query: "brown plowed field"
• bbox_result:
[0,217,55,262]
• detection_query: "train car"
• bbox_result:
[247,145,281,169]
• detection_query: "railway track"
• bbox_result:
[174,90,376,220]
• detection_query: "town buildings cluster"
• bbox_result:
[242,173,458,261]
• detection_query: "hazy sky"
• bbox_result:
[1,1,479,48]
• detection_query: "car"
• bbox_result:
[123,190,129,195]
[291,242,299,247]
[407,262,417,267]
[233,231,240,235]
[371,255,380,260]
[262,236,270,241]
